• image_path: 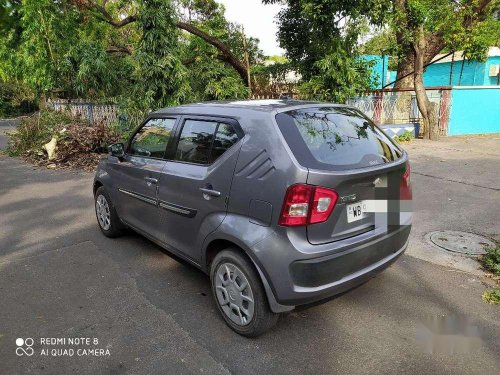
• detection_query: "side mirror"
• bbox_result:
[108,143,125,159]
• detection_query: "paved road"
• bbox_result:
[0,119,18,150]
[0,135,499,374]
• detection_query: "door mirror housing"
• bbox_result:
[109,143,125,159]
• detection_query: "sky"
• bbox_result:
[217,0,284,56]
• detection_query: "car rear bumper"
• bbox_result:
[251,224,411,308]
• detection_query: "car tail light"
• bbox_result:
[309,186,338,224]
[279,184,338,226]
[400,163,412,200]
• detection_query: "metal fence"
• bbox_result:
[48,99,119,127]
[347,88,451,136]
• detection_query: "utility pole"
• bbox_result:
[241,26,252,97]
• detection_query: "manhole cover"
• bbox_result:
[426,231,495,256]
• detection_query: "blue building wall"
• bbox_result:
[484,56,500,85]
[387,56,500,87]
[361,55,389,89]
[448,87,500,135]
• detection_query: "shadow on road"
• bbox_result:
[0,155,499,375]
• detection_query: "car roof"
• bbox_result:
[152,99,348,115]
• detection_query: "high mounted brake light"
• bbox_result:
[279,184,338,227]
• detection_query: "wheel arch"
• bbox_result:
[93,180,103,195]
[202,235,294,313]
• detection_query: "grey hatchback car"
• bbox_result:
[93,100,412,336]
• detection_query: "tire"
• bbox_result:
[94,186,125,238]
[210,248,279,337]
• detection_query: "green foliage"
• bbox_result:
[393,130,414,143]
[18,0,80,93]
[390,0,499,61]
[0,79,36,117]
[65,41,134,99]
[298,51,377,102]
[482,289,500,305]
[360,28,399,70]
[480,247,500,276]
[1,0,259,114]
[178,0,258,100]
[135,0,190,110]
[264,0,389,102]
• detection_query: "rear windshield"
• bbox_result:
[275,107,403,171]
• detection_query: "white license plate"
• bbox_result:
[347,201,368,223]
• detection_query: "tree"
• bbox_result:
[1,0,264,115]
[177,0,259,100]
[263,0,389,102]
[267,0,499,139]
[135,0,190,109]
[389,0,499,139]
[73,0,254,86]
[392,0,499,90]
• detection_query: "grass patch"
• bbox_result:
[480,247,500,276]
[480,247,500,305]
[393,130,414,143]
[482,289,500,305]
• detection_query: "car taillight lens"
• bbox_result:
[400,163,412,200]
[279,184,338,226]
[310,186,338,224]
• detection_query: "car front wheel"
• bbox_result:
[94,186,124,238]
[210,249,279,337]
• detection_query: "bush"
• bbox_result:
[482,289,500,305]
[0,81,37,118]
[393,130,414,143]
[480,247,500,276]
[7,109,121,171]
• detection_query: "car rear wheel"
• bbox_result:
[210,249,279,337]
[94,186,125,238]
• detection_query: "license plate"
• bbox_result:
[347,201,368,223]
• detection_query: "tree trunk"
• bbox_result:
[393,50,414,89]
[413,26,439,140]
[39,92,47,110]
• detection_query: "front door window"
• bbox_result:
[130,118,176,158]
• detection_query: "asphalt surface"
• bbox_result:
[0,119,17,150]
[0,124,499,374]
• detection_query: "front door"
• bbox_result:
[109,117,176,240]
[157,117,243,262]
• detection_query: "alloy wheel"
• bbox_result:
[95,194,111,231]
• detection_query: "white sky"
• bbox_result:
[217,0,284,56]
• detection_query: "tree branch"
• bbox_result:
[176,21,249,85]
[72,1,249,86]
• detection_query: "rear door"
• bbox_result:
[157,116,243,262]
[275,106,408,245]
[109,117,176,240]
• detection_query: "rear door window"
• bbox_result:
[174,119,240,165]
[175,120,218,164]
[209,123,239,163]
[275,107,402,171]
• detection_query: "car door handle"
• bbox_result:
[144,177,158,185]
[199,187,221,197]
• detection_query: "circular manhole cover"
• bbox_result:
[426,230,495,256]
